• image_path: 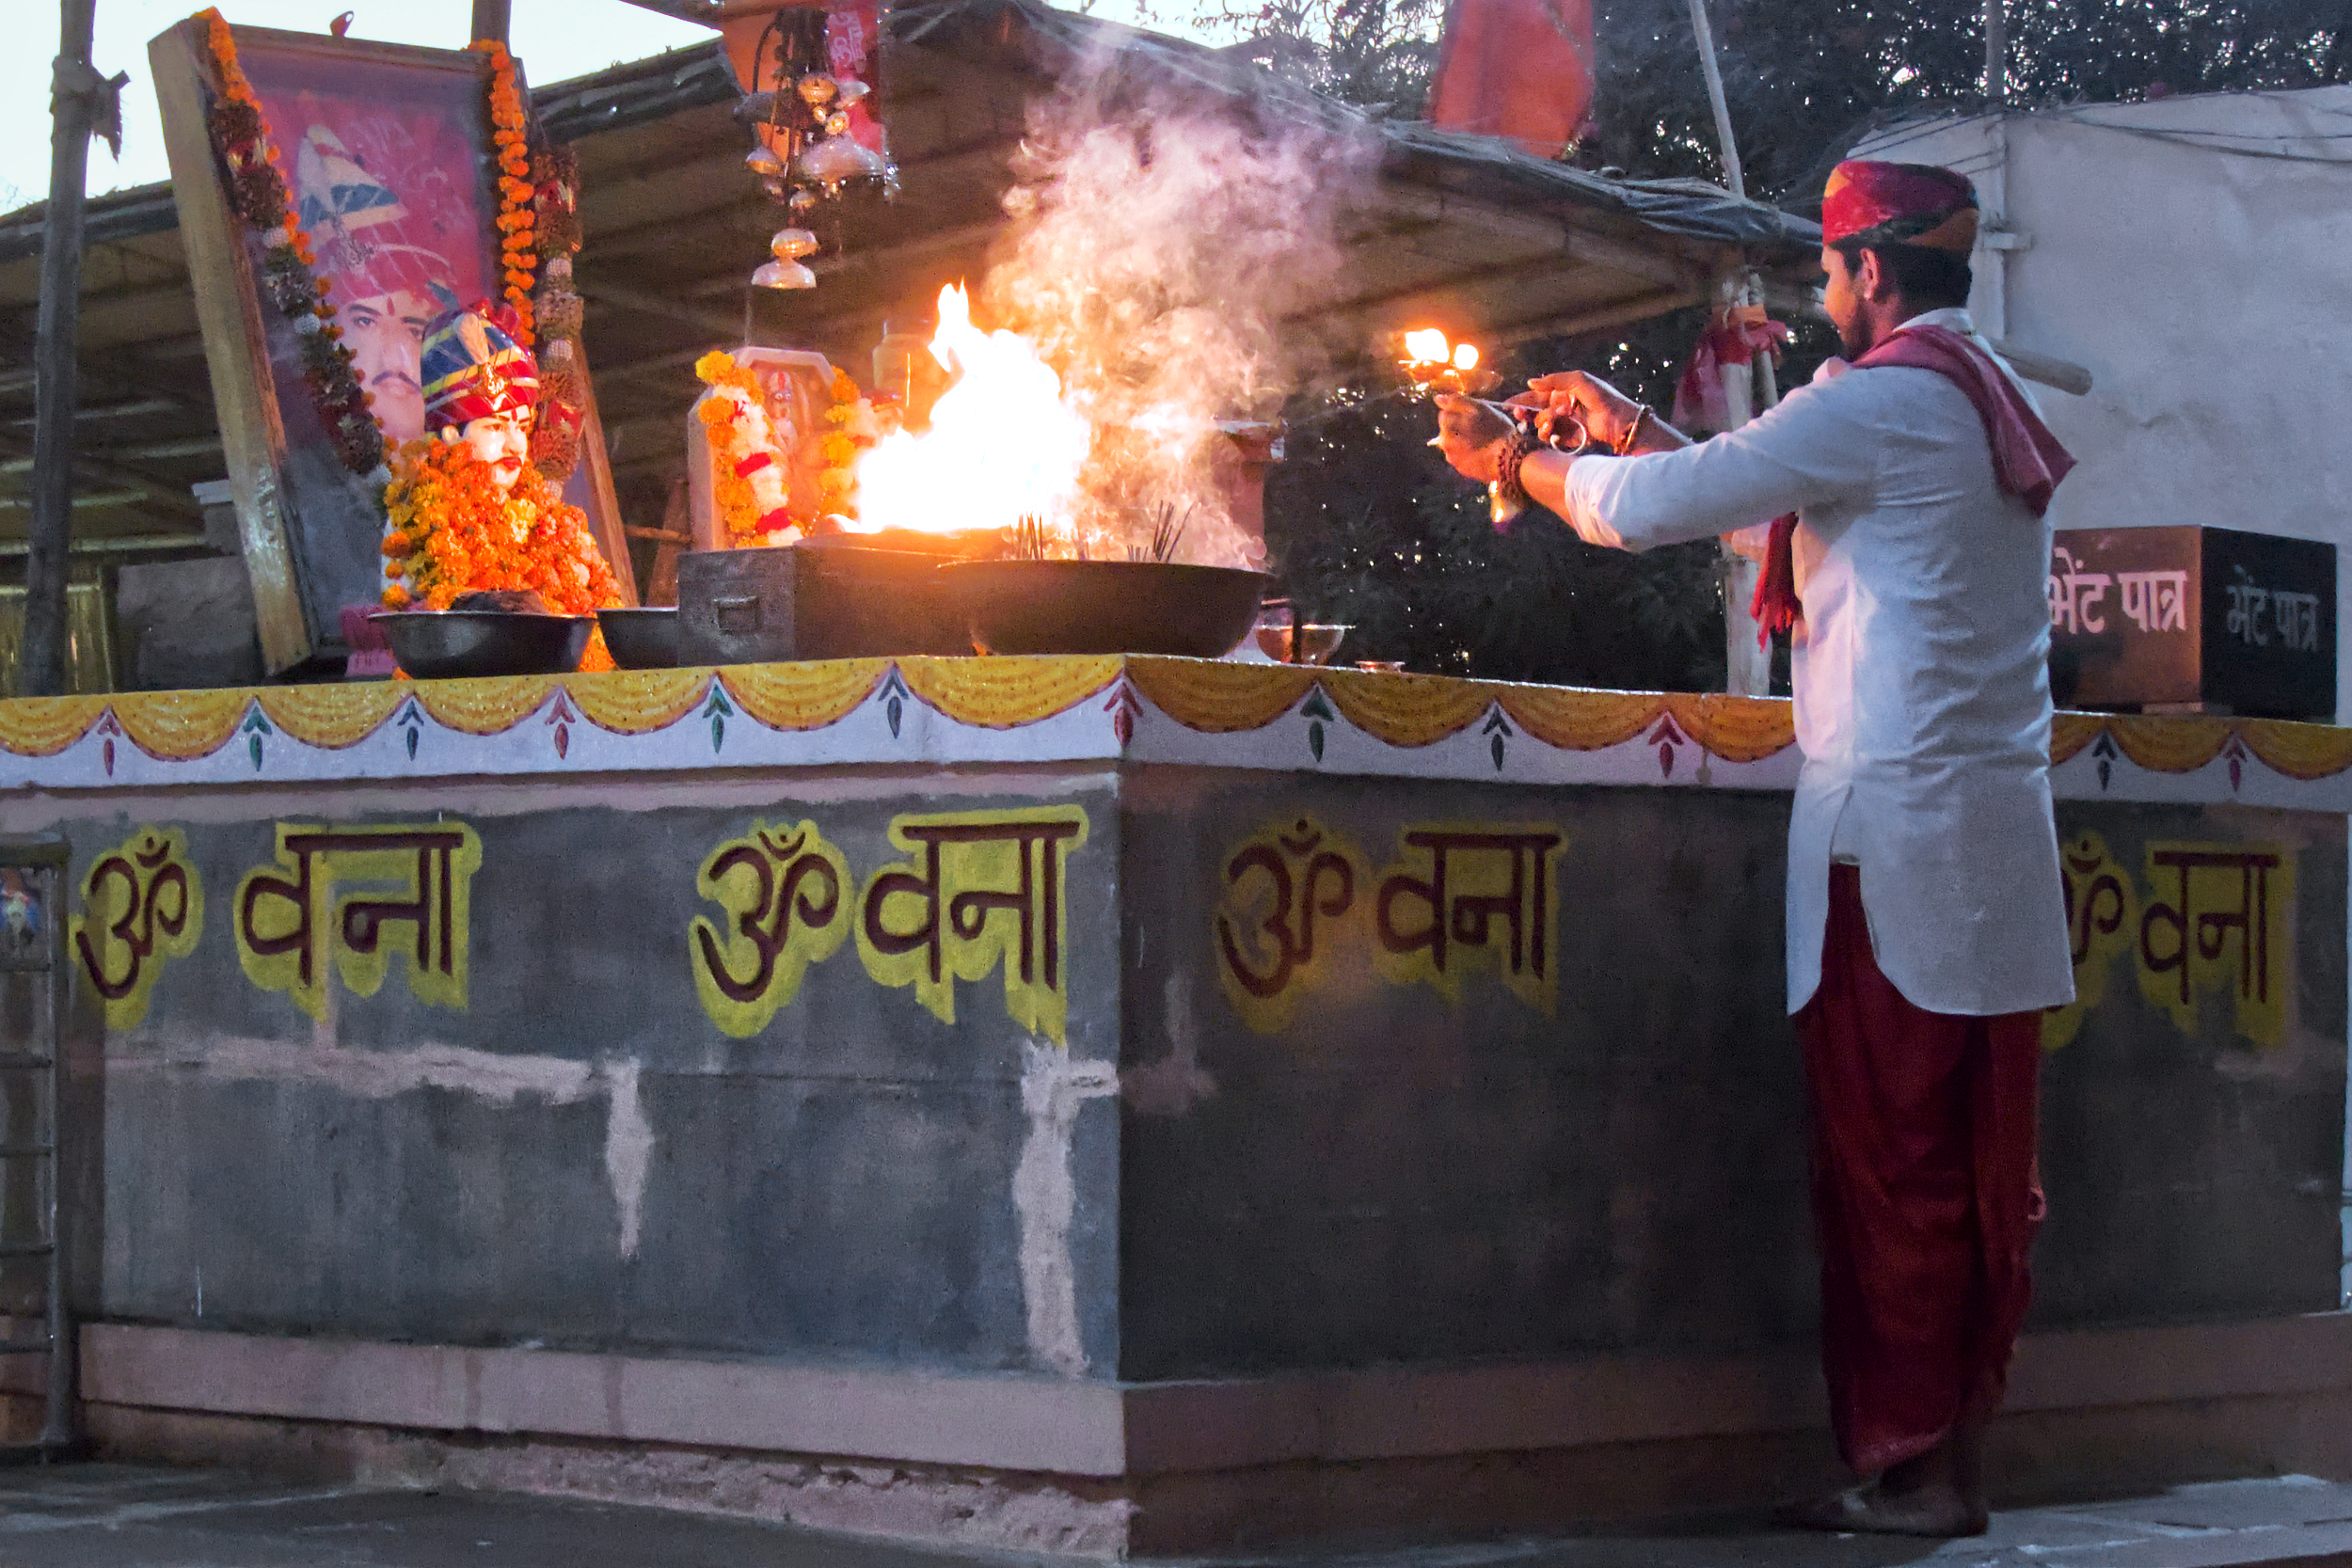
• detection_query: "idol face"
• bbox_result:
[341,288,435,443]
[460,409,532,491]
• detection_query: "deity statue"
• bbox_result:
[379,300,620,657]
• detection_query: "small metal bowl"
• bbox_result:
[1253,622,1351,665]
[374,611,594,681]
[596,606,680,670]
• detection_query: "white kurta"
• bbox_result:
[1557,309,2074,1017]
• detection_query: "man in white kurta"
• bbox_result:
[1438,160,2074,1537]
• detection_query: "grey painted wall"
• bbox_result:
[28,764,2344,1388]
[1116,768,2345,1381]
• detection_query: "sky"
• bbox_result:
[0,0,714,212]
[0,0,1190,214]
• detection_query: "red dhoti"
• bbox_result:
[1795,864,2045,1475]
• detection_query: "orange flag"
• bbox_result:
[1427,0,1596,159]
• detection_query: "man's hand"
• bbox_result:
[1520,371,1644,453]
[1432,393,1516,484]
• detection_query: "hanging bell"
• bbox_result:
[826,110,852,137]
[833,78,870,106]
[751,260,818,290]
[797,73,837,106]
[770,227,820,260]
[796,135,887,186]
[787,187,818,215]
[745,145,787,177]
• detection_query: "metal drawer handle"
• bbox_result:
[712,595,762,634]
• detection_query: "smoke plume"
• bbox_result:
[981,63,1379,567]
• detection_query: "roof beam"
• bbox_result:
[579,278,743,339]
[1487,287,1708,348]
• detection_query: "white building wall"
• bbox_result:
[1855,88,2352,720]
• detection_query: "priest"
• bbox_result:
[1435,160,2076,1537]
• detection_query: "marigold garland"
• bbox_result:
[527,142,586,481]
[469,40,537,346]
[380,436,621,670]
[819,368,863,515]
[197,8,385,477]
[694,351,799,544]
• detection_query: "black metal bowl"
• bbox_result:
[938,560,1272,658]
[596,606,680,670]
[374,611,594,680]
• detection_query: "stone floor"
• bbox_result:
[0,1465,2349,1567]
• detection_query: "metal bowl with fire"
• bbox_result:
[680,283,1273,661]
[850,285,1272,657]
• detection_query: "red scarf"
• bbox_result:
[1748,324,2075,647]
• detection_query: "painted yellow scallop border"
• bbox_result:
[3,657,2347,783]
[567,668,713,736]
[257,684,405,750]
[0,695,107,757]
[719,659,887,731]
[114,689,251,761]
[899,655,1123,729]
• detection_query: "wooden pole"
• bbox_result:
[24,0,102,698]
[470,0,512,44]
[1683,0,1744,199]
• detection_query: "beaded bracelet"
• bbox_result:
[1494,429,1540,504]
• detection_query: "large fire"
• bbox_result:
[848,284,1090,536]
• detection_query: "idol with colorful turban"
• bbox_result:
[380,299,621,644]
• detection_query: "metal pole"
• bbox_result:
[24,0,101,699]
[1681,0,1771,691]
[1683,0,1744,200]
[1984,0,2007,102]
[470,0,512,44]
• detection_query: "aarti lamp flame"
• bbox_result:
[1403,327,1452,365]
[1400,327,1491,391]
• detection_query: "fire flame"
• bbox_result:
[1401,329,1479,372]
[1402,327,1450,364]
[850,284,1090,535]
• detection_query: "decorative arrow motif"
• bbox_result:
[1648,713,1686,778]
[705,685,734,753]
[395,695,423,761]
[1301,687,1336,764]
[1482,706,1514,772]
[544,689,579,761]
[1103,679,1142,748]
[881,667,912,740]
[241,705,273,773]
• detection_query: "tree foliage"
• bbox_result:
[1214,0,2352,687]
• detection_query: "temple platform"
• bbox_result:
[0,657,2344,1556]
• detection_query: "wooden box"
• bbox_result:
[2048,525,2335,719]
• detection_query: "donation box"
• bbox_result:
[2047,526,2336,720]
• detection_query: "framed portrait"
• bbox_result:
[151,20,636,674]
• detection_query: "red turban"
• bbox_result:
[1821,160,1979,254]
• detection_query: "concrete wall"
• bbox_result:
[5,758,2340,1551]
[62,771,1122,1378]
[1119,768,2344,1380]
[32,766,2342,1385]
